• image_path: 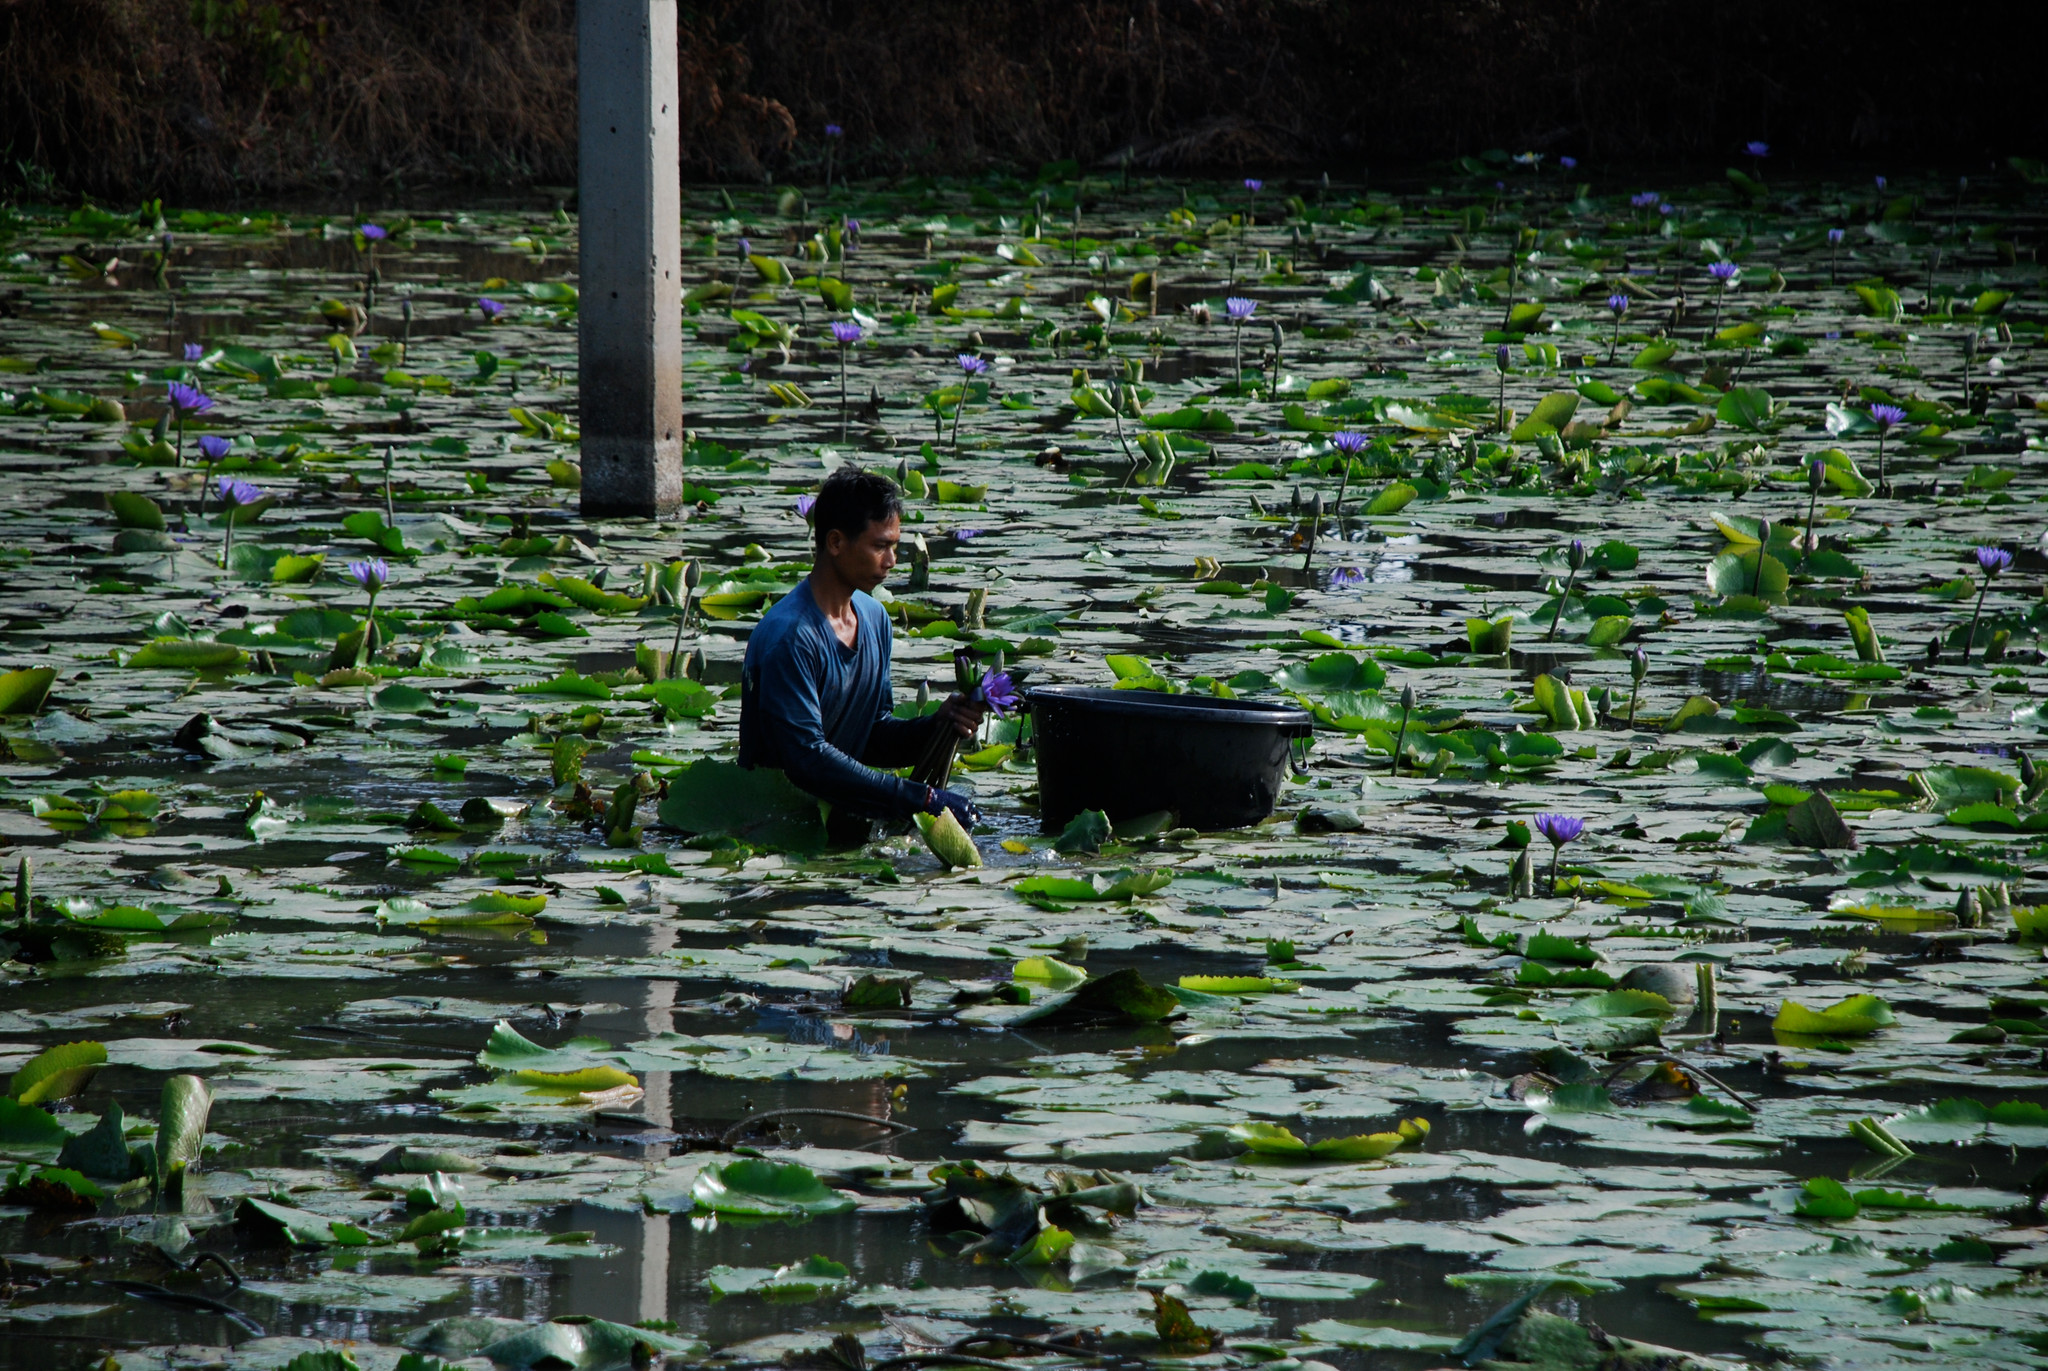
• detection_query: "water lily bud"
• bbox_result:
[1399,684,1416,711]
[2022,751,2037,787]
[917,680,929,710]
[683,560,702,591]
[1755,517,1772,548]
[1963,332,1980,360]
[1808,457,1827,493]
[1495,343,1512,371]
[895,458,909,488]
[1567,538,1587,571]
[1630,647,1648,682]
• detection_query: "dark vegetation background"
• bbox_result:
[3,0,2043,202]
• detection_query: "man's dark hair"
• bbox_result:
[812,464,902,549]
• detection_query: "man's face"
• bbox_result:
[822,513,900,592]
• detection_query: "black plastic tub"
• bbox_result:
[1026,685,1314,831]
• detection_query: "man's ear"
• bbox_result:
[820,528,842,558]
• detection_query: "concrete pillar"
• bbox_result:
[578,0,684,518]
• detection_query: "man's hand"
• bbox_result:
[932,692,987,739]
[928,787,980,827]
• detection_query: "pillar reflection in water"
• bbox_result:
[558,922,677,1325]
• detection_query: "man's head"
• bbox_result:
[812,464,902,593]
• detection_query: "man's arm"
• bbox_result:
[757,636,926,819]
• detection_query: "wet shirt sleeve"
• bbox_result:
[751,622,924,819]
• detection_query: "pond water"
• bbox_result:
[1,165,2047,1371]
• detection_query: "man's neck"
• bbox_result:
[807,564,857,620]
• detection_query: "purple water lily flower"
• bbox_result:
[1875,175,1888,191]
[831,320,864,345]
[359,223,388,241]
[737,236,751,258]
[347,558,388,594]
[1532,812,1585,890]
[1965,546,2016,662]
[1559,156,1578,170]
[166,380,213,414]
[1630,191,1660,209]
[975,668,1022,716]
[1607,293,1630,314]
[1827,227,1845,244]
[477,297,505,321]
[795,494,818,519]
[1708,261,1738,282]
[1329,566,1366,589]
[216,476,262,506]
[957,354,989,376]
[825,123,844,138]
[1495,343,1512,370]
[954,528,984,541]
[183,342,202,362]
[1244,178,1264,193]
[1331,431,1368,456]
[1225,296,1257,322]
[1745,141,1769,158]
[1659,203,1675,216]
[1869,403,1906,429]
[196,434,232,463]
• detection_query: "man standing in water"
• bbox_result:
[738,465,983,841]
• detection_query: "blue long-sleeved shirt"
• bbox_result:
[737,581,933,819]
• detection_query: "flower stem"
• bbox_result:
[356,592,379,668]
[1627,680,1641,727]
[175,411,185,468]
[839,345,849,444]
[1964,576,1991,663]
[1232,321,1243,393]
[1875,432,1887,493]
[1547,843,1561,893]
[1546,569,1576,642]
[1801,486,1819,564]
